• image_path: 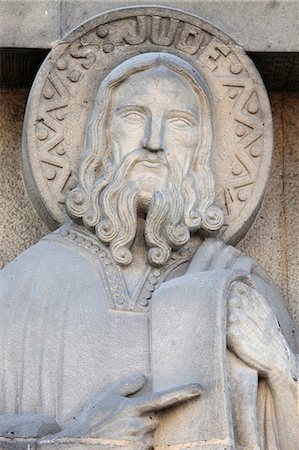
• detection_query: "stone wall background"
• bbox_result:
[0,88,298,325]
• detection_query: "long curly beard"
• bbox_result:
[92,149,201,267]
[94,150,188,266]
[67,149,223,267]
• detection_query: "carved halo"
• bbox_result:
[22,6,273,244]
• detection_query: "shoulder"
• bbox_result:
[1,231,75,275]
[0,225,103,290]
[189,238,255,273]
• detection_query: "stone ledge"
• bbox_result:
[0,437,235,449]
[0,437,146,449]
[0,0,298,51]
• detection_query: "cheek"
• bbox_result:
[110,119,145,157]
[165,127,198,147]
[164,129,199,169]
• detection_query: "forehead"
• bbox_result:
[112,66,200,114]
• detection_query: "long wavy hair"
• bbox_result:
[66,53,223,266]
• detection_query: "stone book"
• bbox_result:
[151,271,241,449]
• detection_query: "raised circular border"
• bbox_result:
[22,6,273,245]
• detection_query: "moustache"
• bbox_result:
[119,148,169,168]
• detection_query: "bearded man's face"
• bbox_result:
[108,66,200,210]
[66,61,223,267]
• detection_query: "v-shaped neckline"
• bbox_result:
[54,223,200,312]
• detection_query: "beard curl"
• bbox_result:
[144,155,191,267]
[94,151,193,267]
[67,148,224,267]
[95,150,140,245]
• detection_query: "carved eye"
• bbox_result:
[121,111,145,126]
[168,117,193,129]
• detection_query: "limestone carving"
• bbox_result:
[0,7,298,450]
[22,7,273,245]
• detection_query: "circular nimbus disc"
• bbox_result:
[22,6,273,244]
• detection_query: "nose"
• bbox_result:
[142,116,164,152]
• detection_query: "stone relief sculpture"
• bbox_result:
[0,7,298,450]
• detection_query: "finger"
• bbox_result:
[227,326,270,374]
[228,308,268,339]
[144,414,160,432]
[229,291,277,339]
[139,434,154,450]
[229,284,270,322]
[134,415,160,435]
[117,374,146,396]
[229,281,250,297]
[137,384,201,413]
[227,316,272,358]
[228,295,243,309]
[247,291,275,321]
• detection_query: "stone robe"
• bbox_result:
[0,223,297,449]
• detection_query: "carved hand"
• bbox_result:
[0,414,61,438]
[41,375,201,449]
[227,282,297,384]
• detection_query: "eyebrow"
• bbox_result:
[115,105,147,114]
[167,109,198,122]
[115,105,198,120]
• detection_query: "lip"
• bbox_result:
[140,161,164,168]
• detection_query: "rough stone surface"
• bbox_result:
[238,92,299,326]
[1,89,297,324]
[280,94,299,325]
[0,89,49,267]
[0,0,61,48]
[61,0,299,52]
[22,6,273,244]
[0,7,298,449]
[0,0,298,51]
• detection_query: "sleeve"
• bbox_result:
[227,279,298,450]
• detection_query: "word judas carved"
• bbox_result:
[0,7,298,450]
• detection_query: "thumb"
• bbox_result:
[116,374,146,396]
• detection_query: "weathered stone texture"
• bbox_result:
[61,0,299,52]
[0,0,60,48]
[0,89,49,267]
[1,0,298,51]
[281,93,299,324]
[0,89,298,325]
[238,92,299,325]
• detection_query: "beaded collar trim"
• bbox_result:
[50,223,199,312]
